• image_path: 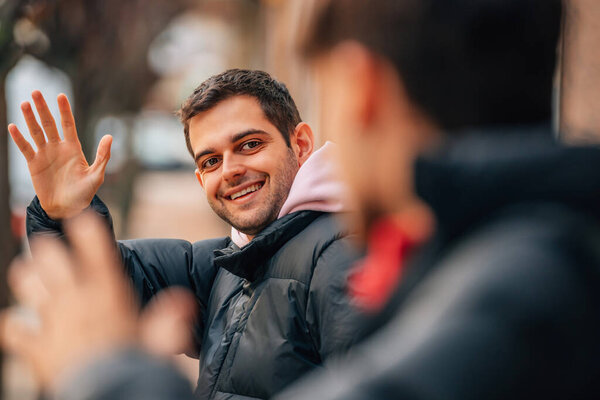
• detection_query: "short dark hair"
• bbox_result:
[303,0,562,131]
[178,69,302,157]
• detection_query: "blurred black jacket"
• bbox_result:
[27,200,366,399]
[278,128,600,400]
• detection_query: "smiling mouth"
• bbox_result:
[229,182,264,200]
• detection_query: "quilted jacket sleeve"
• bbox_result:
[117,235,227,354]
[305,236,370,361]
[27,196,193,302]
[26,195,115,240]
[27,195,228,356]
[26,194,227,327]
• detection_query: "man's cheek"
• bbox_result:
[205,181,220,201]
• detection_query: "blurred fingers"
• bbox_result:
[31,90,61,143]
[64,212,121,285]
[140,288,198,356]
[8,258,50,311]
[57,93,78,143]
[8,124,36,161]
[30,237,77,292]
[20,101,46,148]
[0,308,41,357]
[0,308,47,388]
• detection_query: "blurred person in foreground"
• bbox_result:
[6,70,366,399]
[277,0,600,398]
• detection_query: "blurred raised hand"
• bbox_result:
[0,212,198,391]
[0,213,136,389]
[8,91,112,220]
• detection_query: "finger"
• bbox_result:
[140,288,198,356]
[90,135,112,184]
[0,309,41,357]
[31,90,61,143]
[29,237,77,293]
[8,258,50,312]
[0,308,45,387]
[90,134,112,172]
[64,212,121,285]
[8,124,36,161]
[20,101,46,148]
[57,93,79,143]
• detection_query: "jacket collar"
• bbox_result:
[214,210,323,281]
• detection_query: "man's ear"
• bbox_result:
[290,122,315,167]
[194,168,205,189]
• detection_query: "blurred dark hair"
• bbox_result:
[178,69,302,157]
[303,0,562,131]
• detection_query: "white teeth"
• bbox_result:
[230,183,262,200]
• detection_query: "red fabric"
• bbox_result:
[348,218,416,312]
[11,211,26,239]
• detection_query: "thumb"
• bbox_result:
[139,288,198,357]
[90,134,113,177]
[0,308,43,374]
[0,308,39,352]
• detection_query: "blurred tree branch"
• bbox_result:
[3,0,196,240]
[18,0,195,156]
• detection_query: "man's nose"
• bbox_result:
[221,153,246,183]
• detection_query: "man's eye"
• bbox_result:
[241,140,260,151]
[202,157,220,169]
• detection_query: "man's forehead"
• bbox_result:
[189,96,265,130]
[188,96,277,153]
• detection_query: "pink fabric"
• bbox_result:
[231,142,349,247]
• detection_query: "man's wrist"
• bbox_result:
[41,203,85,221]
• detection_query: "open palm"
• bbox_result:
[8,91,112,220]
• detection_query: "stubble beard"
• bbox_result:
[208,149,299,236]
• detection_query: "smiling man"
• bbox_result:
[13,69,366,399]
[184,92,307,237]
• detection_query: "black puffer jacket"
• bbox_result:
[279,128,600,399]
[27,202,367,399]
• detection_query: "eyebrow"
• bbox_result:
[194,129,271,164]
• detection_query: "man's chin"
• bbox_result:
[232,221,269,237]
[222,209,278,237]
